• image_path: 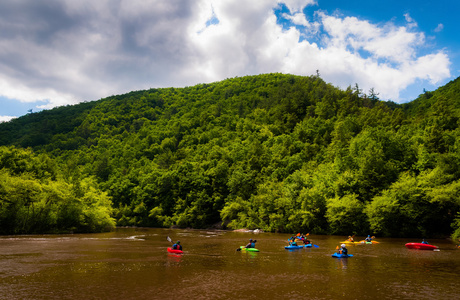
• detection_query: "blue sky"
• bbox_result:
[1,0,458,122]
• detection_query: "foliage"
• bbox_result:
[0,147,114,234]
[1,73,460,237]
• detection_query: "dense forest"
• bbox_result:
[1,73,460,239]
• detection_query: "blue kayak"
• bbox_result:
[332,253,353,258]
[285,245,304,249]
[285,244,313,249]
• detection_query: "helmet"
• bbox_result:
[341,244,346,248]
[368,235,370,237]
[177,241,180,244]
[249,239,253,241]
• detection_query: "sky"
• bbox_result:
[1,0,459,122]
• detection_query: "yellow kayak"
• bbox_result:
[340,240,358,245]
[358,240,379,244]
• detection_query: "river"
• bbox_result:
[0,228,458,299]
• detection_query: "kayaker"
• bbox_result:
[245,239,255,248]
[172,241,182,250]
[340,244,348,255]
[288,236,297,246]
[421,239,428,244]
[348,235,354,242]
[365,235,372,242]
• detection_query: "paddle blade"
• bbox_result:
[313,244,319,248]
[167,236,172,243]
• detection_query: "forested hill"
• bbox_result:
[1,73,460,239]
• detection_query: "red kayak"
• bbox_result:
[405,243,438,250]
[167,247,184,254]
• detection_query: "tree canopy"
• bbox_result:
[1,73,460,239]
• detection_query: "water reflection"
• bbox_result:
[167,254,183,263]
[334,257,349,270]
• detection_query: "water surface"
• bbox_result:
[0,228,458,299]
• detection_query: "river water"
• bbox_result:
[0,228,458,299]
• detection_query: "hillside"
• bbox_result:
[1,73,460,239]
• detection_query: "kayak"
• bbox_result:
[340,240,358,245]
[285,245,304,249]
[332,253,353,258]
[358,240,379,244]
[405,243,439,250]
[167,247,183,254]
[240,246,259,252]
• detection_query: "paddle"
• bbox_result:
[167,236,173,244]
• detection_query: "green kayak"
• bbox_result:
[240,246,259,252]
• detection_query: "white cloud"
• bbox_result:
[283,0,316,13]
[404,13,418,29]
[0,116,16,123]
[318,12,424,62]
[283,12,309,26]
[434,23,444,32]
[0,0,452,110]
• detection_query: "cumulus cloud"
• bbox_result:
[283,12,309,26]
[0,0,452,110]
[282,0,317,13]
[0,116,16,123]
